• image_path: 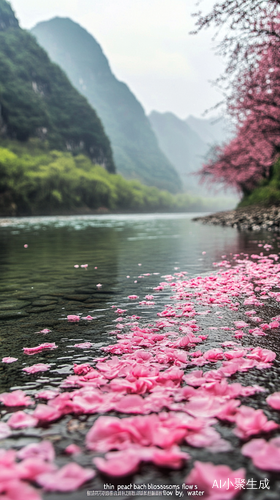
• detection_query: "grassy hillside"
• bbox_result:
[0,141,232,216]
[0,0,115,172]
[31,17,181,193]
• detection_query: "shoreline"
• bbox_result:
[193,204,280,231]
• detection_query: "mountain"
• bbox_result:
[185,115,232,147]
[149,111,210,193]
[0,0,115,172]
[149,111,237,198]
[31,17,181,193]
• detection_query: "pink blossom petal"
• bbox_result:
[23,343,57,355]
[0,390,32,407]
[185,461,246,500]
[266,392,280,410]
[65,444,82,455]
[2,356,18,363]
[8,411,38,429]
[0,422,12,439]
[33,404,62,423]
[74,342,93,348]
[36,390,59,400]
[67,315,80,322]
[234,405,278,439]
[23,363,51,374]
[94,450,140,476]
[36,463,95,491]
[17,441,55,462]
[0,480,41,500]
[242,437,280,470]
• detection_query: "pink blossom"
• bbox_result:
[82,315,95,320]
[186,426,231,452]
[2,356,18,363]
[128,295,139,299]
[269,321,280,328]
[73,363,93,375]
[23,343,57,355]
[7,411,38,429]
[234,405,278,439]
[36,390,59,400]
[0,422,11,439]
[33,404,62,423]
[247,347,276,363]
[185,461,246,500]
[266,392,280,410]
[203,349,224,362]
[0,390,32,407]
[0,480,42,500]
[23,363,50,374]
[39,329,51,334]
[94,449,140,476]
[67,315,80,322]
[36,463,95,491]
[17,441,55,462]
[73,342,93,348]
[242,437,280,470]
[114,395,145,414]
[234,321,248,328]
[65,444,82,455]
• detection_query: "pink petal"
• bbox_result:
[23,363,51,374]
[8,411,38,429]
[242,437,280,470]
[94,450,140,476]
[2,357,18,363]
[266,392,280,410]
[67,315,80,322]
[0,422,11,439]
[0,390,32,407]
[65,444,82,455]
[17,441,55,462]
[185,461,246,499]
[23,343,57,355]
[74,342,92,348]
[36,463,95,491]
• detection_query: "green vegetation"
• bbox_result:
[0,142,232,216]
[31,18,181,193]
[0,1,115,172]
[239,159,280,207]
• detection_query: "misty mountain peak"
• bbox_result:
[0,0,19,31]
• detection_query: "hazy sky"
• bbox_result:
[11,0,224,119]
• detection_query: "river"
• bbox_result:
[0,213,279,500]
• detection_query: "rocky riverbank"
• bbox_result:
[193,204,280,231]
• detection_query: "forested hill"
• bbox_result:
[0,0,115,172]
[31,18,181,193]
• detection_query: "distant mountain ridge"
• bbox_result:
[0,0,115,171]
[149,111,235,196]
[185,115,232,146]
[149,111,209,193]
[31,18,181,193]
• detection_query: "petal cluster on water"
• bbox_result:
[2,249,280,494]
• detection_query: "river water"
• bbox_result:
[0,213,279,500]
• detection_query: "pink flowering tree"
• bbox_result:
[197,9,280,194]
